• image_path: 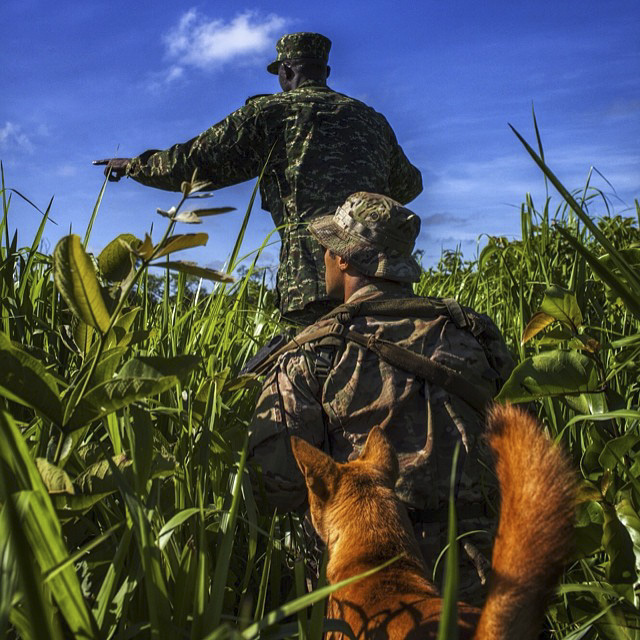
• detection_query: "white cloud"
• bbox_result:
[164,9,287,72]
[0,122,34,153]
[145,64,185,93]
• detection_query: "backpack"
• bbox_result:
[252,296,513,413]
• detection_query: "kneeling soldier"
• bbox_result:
[248,191,514,602]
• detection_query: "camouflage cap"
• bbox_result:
[309,192,422,283]
[267,32,331,74]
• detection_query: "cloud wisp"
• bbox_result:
[0,122,34,153]
[164,9,286,74]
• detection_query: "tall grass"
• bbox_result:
[0,137,639,639]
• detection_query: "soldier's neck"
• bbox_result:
[289,76,327,90]
[342,273,377,303]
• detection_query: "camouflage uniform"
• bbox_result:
[248,193,514,601]
[124,33,423,320]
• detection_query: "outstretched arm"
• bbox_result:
[94,103,266,192]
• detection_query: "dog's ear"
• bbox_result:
[290,436,338,502]
[359,427,399,487]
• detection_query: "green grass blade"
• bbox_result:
[554,224,640,319]
[0,484,63,640]
[17,195,53,303]
[93,526,133,629]
[200,436,249,633]
[83,173,109,248]
[509,124,640,292]
[437,441,460,640]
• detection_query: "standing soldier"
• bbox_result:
[95,32,422,324]
[247,192,514,602]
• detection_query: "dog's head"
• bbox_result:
[290,427,399,544]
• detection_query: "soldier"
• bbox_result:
[247,192,514,601]
[94,32,422,324]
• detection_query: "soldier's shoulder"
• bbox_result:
[244,93,274,105]
[292,316,337,347]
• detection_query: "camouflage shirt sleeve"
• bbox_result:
[247,349,325,511]
[125,103,266,192]
[387,126,423,204]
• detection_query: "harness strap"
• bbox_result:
[323,297,453,321]
[254,322,491,413]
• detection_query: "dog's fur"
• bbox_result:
[291,404,576,639]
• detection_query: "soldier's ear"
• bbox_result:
[326,65,331,78]
[291,436,338,501]
[359,427,399,488]
[337,255,350,272]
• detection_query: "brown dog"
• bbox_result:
[290,404,575,639]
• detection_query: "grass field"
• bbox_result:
[0,131,639,639]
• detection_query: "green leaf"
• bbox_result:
[602,503,636,584]
[539,284,583,331]
[74,453,131,494]
[118,354,200,381]
[537,325,576,346]
[599,248,640,274]
[150,260,235,283]
[97,233,140,282]
[0,488,64,640]
[61,346,129,426]
[90,347,129,386]
[597,249,640,307]
[496,350,599,403]
[615,497,640,588]
[134,233,154,260]
[72,319,96,354]
[0,412,99,638]
[154,233,208,259]
[566,409,640,428]
[53,452,175,515]
[66,375,180,429]
[521,311,555,344]
[35,459,74,494]
[555,225,640,319]
[0,333,63,423]
[157,508,202,550]
[53,234,110,333]
[598,431,640,471]
[563,392,607,416]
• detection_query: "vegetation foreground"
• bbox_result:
[1,132,639,639]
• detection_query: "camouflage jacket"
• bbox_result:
[126,81,423,315]
[247,281,514,514]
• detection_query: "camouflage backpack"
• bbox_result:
[252,295,513,415]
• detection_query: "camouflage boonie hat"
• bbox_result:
[309,192,422,283]
[267,32,331,74]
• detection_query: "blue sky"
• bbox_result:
[3,0,639,276]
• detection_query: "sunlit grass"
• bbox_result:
[0,138,639,639]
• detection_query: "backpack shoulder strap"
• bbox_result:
[323,297,453,323]
[252,322,491,413]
